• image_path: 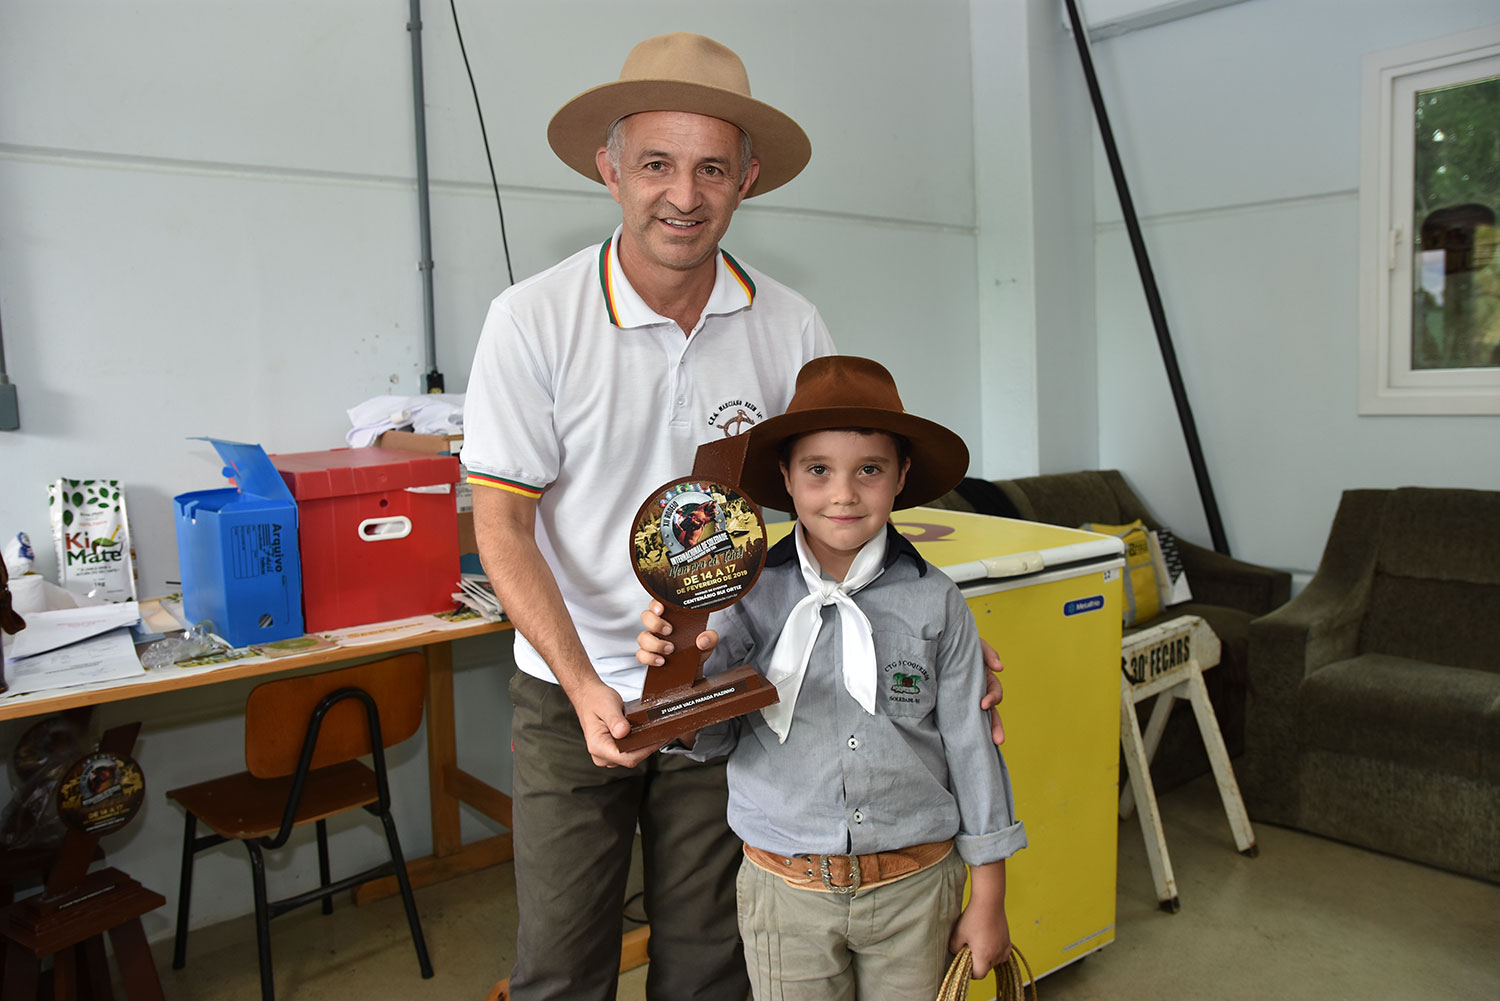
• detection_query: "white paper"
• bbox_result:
[3,627,146,695]
[6,601,141,660]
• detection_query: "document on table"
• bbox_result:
[6,601,141,660]
[3,627,146,695]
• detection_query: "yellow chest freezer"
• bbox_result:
[769,507,1125,990]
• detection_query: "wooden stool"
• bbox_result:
[1118,615,1256,912]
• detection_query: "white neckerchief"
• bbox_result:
[761,524,888,742]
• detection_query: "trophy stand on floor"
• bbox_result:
[1,721,166,1000]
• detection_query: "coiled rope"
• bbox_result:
[937,944,1036,1001]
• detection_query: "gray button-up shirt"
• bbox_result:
[694,525,1027,867]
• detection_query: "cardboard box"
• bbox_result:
[271,446,460,632]
[375,430,476,556]
[173,439,304,648]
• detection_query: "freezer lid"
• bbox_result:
[891,506,1124,585]
[764,507,1126,584]
[932,537,1124,585]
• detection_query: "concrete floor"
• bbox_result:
[149,774,1500,1001]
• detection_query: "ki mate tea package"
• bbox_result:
[49,478,139,603]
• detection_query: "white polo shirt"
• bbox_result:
[462,227,834,700]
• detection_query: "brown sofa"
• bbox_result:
[1242,487,1500,882]
[930,470,1292,790]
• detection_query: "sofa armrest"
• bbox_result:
[1251,572,1368,695]
[1176,539,1291,617]
[1251,488,1387,682]
[1242,567,1370,819]
[1240,490,1385,819]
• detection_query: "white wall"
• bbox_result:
[0,0,989,938]
[972,0,1099,478]
[1088,0,1500,575]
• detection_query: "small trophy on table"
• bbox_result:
[618,435,777,752]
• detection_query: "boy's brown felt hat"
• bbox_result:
[738,356,969,513]
[547,33,811,198]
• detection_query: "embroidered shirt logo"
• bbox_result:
[884,659,930,703]
[707,399,768,437]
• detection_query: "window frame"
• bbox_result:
[1358,23,1500,415]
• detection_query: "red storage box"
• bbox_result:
[270,446,460,632]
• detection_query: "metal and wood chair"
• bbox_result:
[165,652,433,1001]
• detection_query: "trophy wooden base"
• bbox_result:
[617,665,779,753]
[1,866,166,1000]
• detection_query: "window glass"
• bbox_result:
[1411,75,1500,371]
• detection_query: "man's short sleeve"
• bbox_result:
[461,297,558,498]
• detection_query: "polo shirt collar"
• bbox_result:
[765,522,930,577]
[596,225,756,329]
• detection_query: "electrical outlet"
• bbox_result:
[0,380,19,430]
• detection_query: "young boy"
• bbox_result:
[637,356,1026,999]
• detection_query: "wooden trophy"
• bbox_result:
[1,722,166,1000]
[618,434,778,752]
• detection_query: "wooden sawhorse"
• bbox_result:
[1118,615,1256,912]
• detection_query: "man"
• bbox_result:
[463,33,1002,1001]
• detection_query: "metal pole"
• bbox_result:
[1062,0,1230,554]
[408,0,442,392]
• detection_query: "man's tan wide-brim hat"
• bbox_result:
[547,32,811,198]
[739,357,970,513]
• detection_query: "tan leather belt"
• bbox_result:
[744,840,953,894]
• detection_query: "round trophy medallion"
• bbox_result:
[56,751,146,836]
[630,478,768,612]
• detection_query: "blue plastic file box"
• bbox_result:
[173,438,304,648]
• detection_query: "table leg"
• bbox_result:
[425,640,462,858]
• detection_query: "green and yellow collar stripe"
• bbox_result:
[721,249,756,303]
[468,472,543,499]
[597,237,756,327]
[598,237,621,326]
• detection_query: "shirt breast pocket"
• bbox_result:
[874,632,938,719]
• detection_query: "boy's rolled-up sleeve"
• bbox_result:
[934,590,1028,866]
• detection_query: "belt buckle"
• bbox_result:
[819,854,860,895]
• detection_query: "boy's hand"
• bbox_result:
[636,600,718,667]
[979,640,1005,745]
[952,859,1010,977]
[951,905,1012,978]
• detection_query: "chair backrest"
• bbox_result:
[1358,487,1500,673]
[243,652,426,778]
[999,470,1150,529]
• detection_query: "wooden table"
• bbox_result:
[0,617,517,906]
[3,615,667,982]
